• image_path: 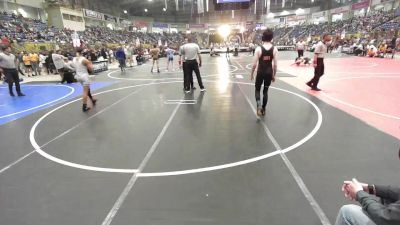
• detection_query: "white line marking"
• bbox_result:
[237,83,330,225]
[328,72,400,75]
[0,151,35,174]
[322,76,400,120]
[164,102,197,105]
[138,81,323,177]
[29,80,322,175]
[235,75,244,79]
[101,103,181,225]
[0,84,74,119]
[234,60,245,70]
[106,64,239,81]
[166,100,197,102]
[29,86,146,173]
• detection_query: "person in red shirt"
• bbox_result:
[2,35,10,46]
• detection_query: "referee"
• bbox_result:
[306,34,331,91]
[180,37,205,93]
[0,45,25,97]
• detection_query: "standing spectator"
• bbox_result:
[100,48,107,60]
[390,36,397,59]
[126,45,134,67]
[149,44,160,73]
[39,52,47,75]
[30,52,39,76]
[17,52,24,75]
[0,45,25,96]
[115,46,126,72]
[45,51,55,74]
[22,52,32,77]
[52,50,65,81]
[108,48,114,64]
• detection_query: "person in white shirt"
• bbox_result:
[72,48,96,112]
[39,53,47,75]
[296,40,306,58]
[306,34,331,91]
[52,50,66,81]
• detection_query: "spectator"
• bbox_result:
[335,149,400,225]
[22,52,32,77]
[30,52,39,76]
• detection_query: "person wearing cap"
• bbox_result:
[335,149,400,225]
[0,45,25,96]
[72,48,96,112]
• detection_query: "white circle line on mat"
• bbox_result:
[138,81,323,177]
[30,80,322,175]
[107,64,238,81]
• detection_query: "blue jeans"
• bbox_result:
[335,205,376,225]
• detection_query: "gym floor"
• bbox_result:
[0,51,399,225]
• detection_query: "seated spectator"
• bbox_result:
[335,149,400,225]
[378,41,388,58]
[367,45,378,57]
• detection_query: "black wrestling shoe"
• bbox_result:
[82,104,91,112]
[306,81,313,88]
[17,93,25,96]
[10,92,15,97]
[311,87,322,91]
[257,107,263,117]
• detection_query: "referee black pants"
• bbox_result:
[297,50,304,58]
[3,68,22,95]
[182,62,194,90]
[310,58,324,88]
[184,60,204,91]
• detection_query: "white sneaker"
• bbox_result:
[200,88,206,92]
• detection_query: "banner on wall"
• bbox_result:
[83,9,103,20]
[352,1,370,10]
[153,23,169,28]
[189,24,206,29]
[287,15,306,21]
[104,15,118,23]
[134,20,149,28]
[119,19,132,26]
[312,11,327,18]
[330,5,350,14]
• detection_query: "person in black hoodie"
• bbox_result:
[100,48,107,60]
[335,149,400,225]
[45,51,54,74]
